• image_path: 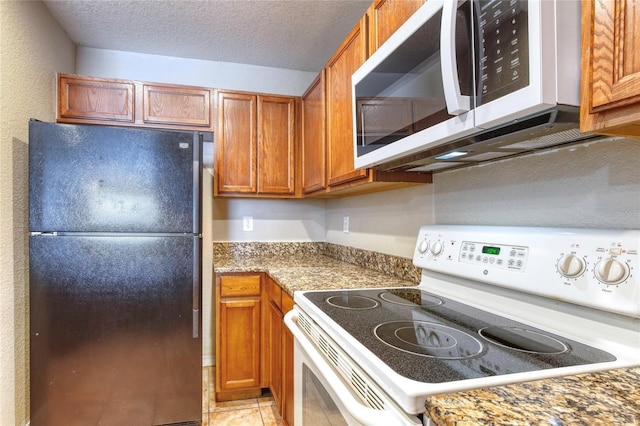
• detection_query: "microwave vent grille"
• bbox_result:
[501,128,592,150]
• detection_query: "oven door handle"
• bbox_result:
[284,310,422,426]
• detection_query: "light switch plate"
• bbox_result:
[343,216,349,233]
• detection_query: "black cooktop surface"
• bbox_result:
[301,288,617,383]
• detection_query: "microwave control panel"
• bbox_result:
[413,225,640,318]
[477,0,530,104]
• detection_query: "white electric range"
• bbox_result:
[285,226,640,425]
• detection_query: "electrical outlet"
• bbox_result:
[243,216,254,232]
[343,215,349,233]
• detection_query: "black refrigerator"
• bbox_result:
[29,120,202,426]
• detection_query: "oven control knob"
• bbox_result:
[418,239,430,254]
[430,241,444,256]
[557,254,586,278]
[594,258,630,285]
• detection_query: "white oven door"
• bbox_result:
[284,309,423,426]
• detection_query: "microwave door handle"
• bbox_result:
[441,0,470,115]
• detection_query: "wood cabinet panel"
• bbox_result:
[216,91,257,194]
[215,91,298,197]
[367,0,424,55]
[58,74,134,123]
[282,325,294,426]
[258,96,296,194]
[58,74,213,131]
[220,275,261,297]
[581,0,640,136]
[216,274,263,400]
[142,84,211,127]
[217,297,261,390]
[268,300,283,409]
[326,19,369,187]
[301,72,327,194]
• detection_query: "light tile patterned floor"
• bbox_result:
[202,366,284,426]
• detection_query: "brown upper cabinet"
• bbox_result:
[366,0,425,55]
[301,71,327,195]
[57,73,213,131]
[215,90,298,198]
[142,83,211,128]
[326,19,370,188]
[580,0,640,137]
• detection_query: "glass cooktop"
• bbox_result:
[300,288,617,384]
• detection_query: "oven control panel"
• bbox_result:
[458,241,529,272]
[413,225,640,318]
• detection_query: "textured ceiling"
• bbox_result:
[43,0,371,72]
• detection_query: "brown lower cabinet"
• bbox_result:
[215,273,294,424]
[215,274,263,401]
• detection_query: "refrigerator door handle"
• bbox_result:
[192,236,201,339]
[192,309,199,339]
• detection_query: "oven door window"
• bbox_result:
[301,364,348,426]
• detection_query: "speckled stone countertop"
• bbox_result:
[213,242,420,294]
[424,367,640,425]
[213,242,639,425]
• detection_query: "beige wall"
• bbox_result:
[324,137,640,258]
[0,1,75,424]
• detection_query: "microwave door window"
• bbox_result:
[355,8,446,156]
[355,2,474,157]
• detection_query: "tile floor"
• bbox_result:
[202,366,284,426]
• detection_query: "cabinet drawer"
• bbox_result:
[219,275,261,297]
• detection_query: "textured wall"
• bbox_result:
[433,137,640,228]
[323,137,640,258]
[77,46,317,96]
[325,185,435,258]
[0,2,75,424]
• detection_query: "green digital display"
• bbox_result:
[482,246,501,255]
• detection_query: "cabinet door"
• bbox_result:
[581,0,640,136]
[301,72,327,194]
[216,91,257,194]
[58,74,134,123]
[258,96,296,195]
[218,297,261,390]
[326,20,369,187]
[143,84,212,128]
[367,0,424,55]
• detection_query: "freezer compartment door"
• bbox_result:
[29,120,200,233]
[29,235,201,426]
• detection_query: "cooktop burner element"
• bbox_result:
[379,288,443,307]
[479,326,569,354]
[374,321,484,359]
[325,294,380,310]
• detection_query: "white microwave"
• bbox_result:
[352,0,595,172]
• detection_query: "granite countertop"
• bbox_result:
[214,252,418,295]
[425,367,640,425]
[213,243,639,425]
